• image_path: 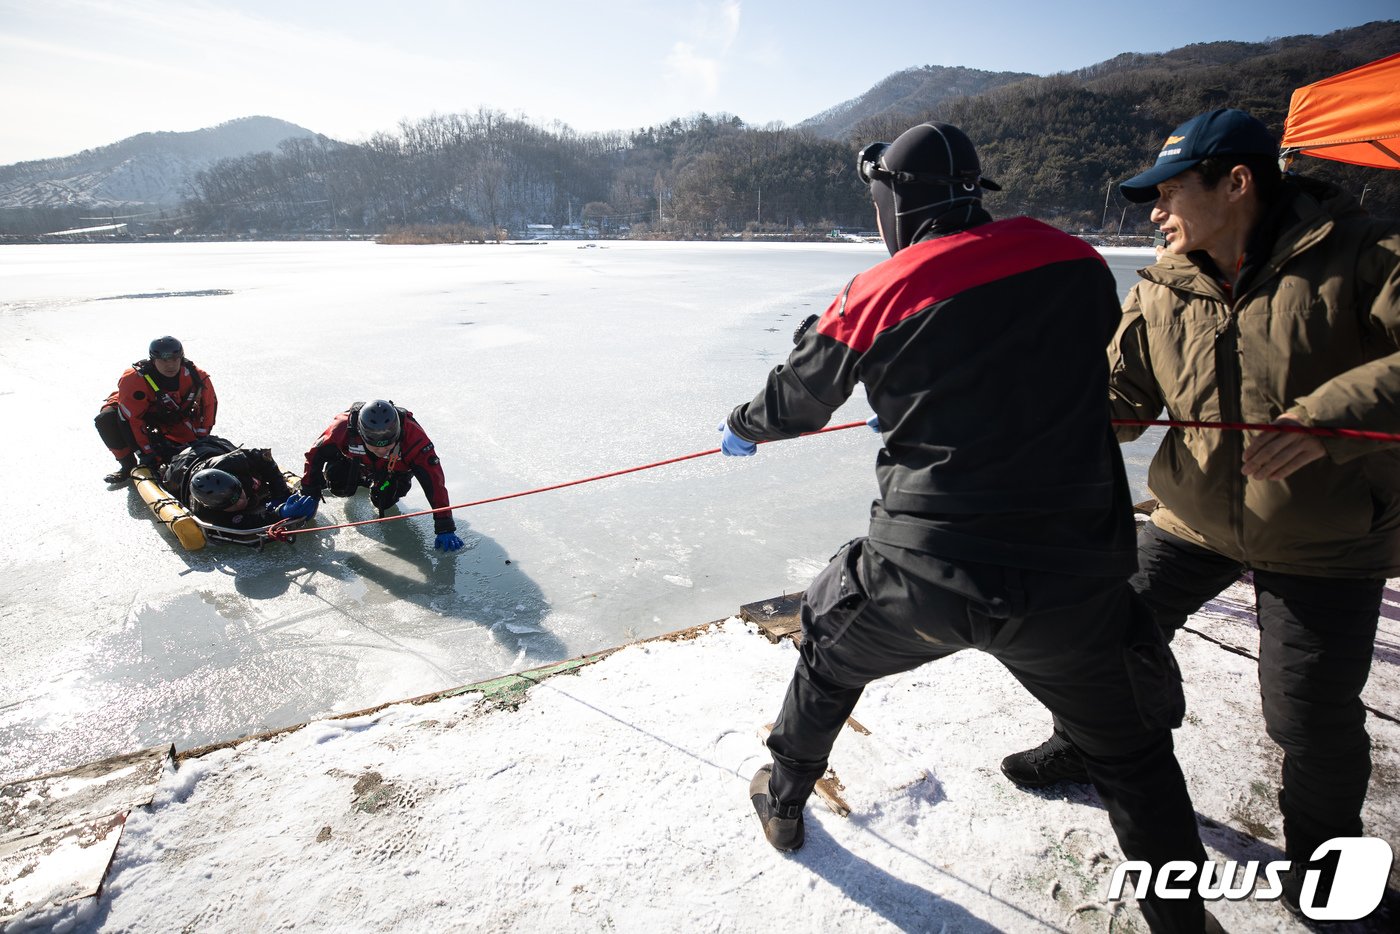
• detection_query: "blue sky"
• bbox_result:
[0,0,1394,164]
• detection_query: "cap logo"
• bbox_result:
[1157,133,1187,160]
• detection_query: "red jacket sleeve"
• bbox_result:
[195,368,217,436]
[115,368,157,454]
[401,421,455,533]
[300,415,349,496]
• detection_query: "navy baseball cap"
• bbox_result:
[1119,109,1278,203]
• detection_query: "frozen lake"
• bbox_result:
[0,239,1161,783]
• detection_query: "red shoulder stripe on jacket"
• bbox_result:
[817,217,1105,353]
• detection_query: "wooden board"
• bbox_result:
[740,592,804,643]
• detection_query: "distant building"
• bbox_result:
[41,222,128,239]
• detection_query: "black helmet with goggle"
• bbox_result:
[856,140,1001,192]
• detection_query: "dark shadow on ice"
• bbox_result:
[121,483,567,682]
[793,819,1032,932]
[286,495,567,667]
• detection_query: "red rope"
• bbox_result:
[1111,418,1400,444]
[268,416,1400,542]
[268,420,870,541]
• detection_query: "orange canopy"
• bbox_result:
[1281,52,1400,169]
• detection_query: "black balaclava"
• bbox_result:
[869,123,997,256]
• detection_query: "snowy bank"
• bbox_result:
[5,573,1398,933]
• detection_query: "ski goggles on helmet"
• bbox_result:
[855,141,1001,191]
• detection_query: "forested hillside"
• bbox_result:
[851,22,1400,228]
[181,112,874,238]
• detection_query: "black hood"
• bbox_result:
[869,123,996,254]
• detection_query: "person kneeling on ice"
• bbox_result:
[289,399,464,552]
[161,437,295,527]
[95,335,218,484]
[720,122,1218,934]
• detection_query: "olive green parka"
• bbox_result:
[1108,176,1400,577]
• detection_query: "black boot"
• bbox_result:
[1000,732,1091,788]
[104,454,138,485]
[749,765,804,852]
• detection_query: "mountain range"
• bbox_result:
[797,65,1035,140]
[0,116,319,211]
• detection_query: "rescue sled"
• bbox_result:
[129,466,309,551]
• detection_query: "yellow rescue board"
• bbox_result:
[130,466,207,551]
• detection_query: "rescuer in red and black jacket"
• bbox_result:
[730,123,1212,934]
[285,400,464,552]
[95,335,218,484]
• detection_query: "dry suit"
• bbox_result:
[299,403,457,534]
[96,358,217,465]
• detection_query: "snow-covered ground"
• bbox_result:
[7,587,1399,933]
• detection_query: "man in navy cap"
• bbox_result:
[1001,108,1400,920]
[722,122,1215,934]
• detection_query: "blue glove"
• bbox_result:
[867,414,881,433]
[278,493,318,519]
[718,423,757,457]
[434,532,464,552]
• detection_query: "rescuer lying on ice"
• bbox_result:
[161,437,297,528]
[285,399,465,552]
[95,335,218,484]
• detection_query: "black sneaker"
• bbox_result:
[749,765,804,852]
[1000,733,1091,788]
[1276,865,1385,930]
[104,465,133,484]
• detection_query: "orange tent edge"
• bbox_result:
[1282,53,1400,170]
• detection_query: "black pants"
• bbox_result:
[95,404,136,460]
[321,448,413,509]
[767,537,1207,934]
[1126,523,1383,864]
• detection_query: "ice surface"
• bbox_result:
[0,241,1163,784]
